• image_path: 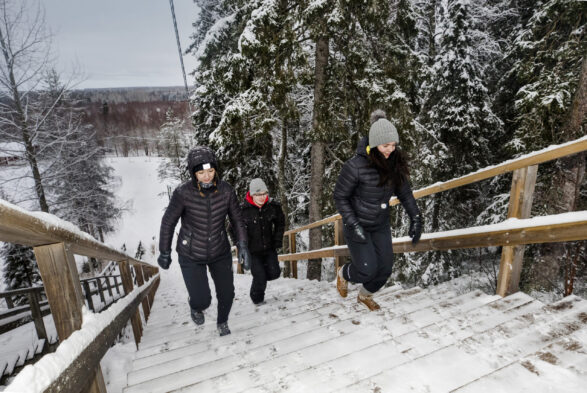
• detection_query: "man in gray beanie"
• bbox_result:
[233,178,285,304]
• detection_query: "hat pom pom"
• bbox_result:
[369,109,387,125]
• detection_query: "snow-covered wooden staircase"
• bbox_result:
[123,275,587,393]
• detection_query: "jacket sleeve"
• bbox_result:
[272,203,286,247]
[395,180,420,219]
[159,188,184,252]
[333,160,359,226]
[227,188,247,243]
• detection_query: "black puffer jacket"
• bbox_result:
[334,137,420,230]
[240,195,286,254]
[159,146,247,263]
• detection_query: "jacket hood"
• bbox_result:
[356,136,369,157]
[245,191,268,207]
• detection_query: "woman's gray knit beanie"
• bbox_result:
[368,109,399,148]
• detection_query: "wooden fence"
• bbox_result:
[0,201,160,393]
[279,136,587,297]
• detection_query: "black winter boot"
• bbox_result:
[217,322,231,336]
[191,309,205,325]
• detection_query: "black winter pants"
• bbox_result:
[179,252,234,324]
[250,250,281,304]
[341,224,394,294]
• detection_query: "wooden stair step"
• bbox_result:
[135,283,406,357]
[144,279,310,328]
[124,318,368,392]
[128,303,353,385]
[340,295,587,392]
[152,291,492,392]
[131,303,345,373]
[267,292,541,393]
[452,325,587,392]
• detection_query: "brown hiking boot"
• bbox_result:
[336,267,348,298]
[358,293,380,311]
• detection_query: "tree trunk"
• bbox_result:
[307,35,329,281]
[278,119,290,229]
[538,55,587,292]
[0,28,49,212]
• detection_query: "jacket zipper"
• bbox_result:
[206,196,211,260]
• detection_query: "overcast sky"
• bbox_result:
[44,0,200,89]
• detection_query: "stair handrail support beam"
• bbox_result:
[497,165,538,297]
[33,242,107,393]
[133,264,151,321]
[118,259,143,349]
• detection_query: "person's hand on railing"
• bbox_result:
[238,241,252,271]
[157,251,172,269]
[350,222,367,243]
[409,215,422,245]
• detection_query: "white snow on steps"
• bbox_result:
[123,274,587,393]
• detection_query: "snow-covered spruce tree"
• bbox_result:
[415,0,503,285]
[39,72,121,243]
[320,0,425,283]
[187,0,228,54]
[189,1,258,195]
[504,0,586,294]
[157,108,192,184]
[135,241,146,260]
[189,0,313,226]
[2,243,40,305]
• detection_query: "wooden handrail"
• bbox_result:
[0,200,149,267]
[0,198,159,392]
[7,275,160,393]
[284,136,587,235]
[279,211,587,261]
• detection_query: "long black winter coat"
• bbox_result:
[240,197,286,254]
[334,137,420,230]
[159,147,247,263]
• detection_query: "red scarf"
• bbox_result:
[246,191,268,208]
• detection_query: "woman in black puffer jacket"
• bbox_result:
[157,146,251,336]
[334,110,422,311]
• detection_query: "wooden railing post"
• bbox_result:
[289,233,297,279]
[96,278,106,305]
[134,264,151,321]
[118,260,143,348]
[26,288,47,342]
[82,281,95,312]
[497,165,538,297]
[105,276,113,298]
[334,218,346,272]
[33,242,107,393]
[113,276,121,295]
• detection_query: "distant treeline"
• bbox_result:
[70,86,189,104]
[73,87,191,156]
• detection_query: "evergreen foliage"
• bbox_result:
[40,72,121,241]
[157,109,192,184]
[135,241,146,260]
[2,243,40,305]
[176,0,586,293]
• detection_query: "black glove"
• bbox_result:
[350,222,367,243]
[157,251,172,270]
[409,215,422,245]
[238,241,252,271]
